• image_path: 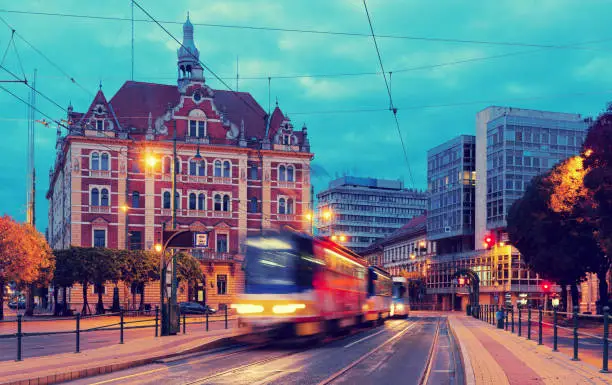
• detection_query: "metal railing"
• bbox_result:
[470,303,611,373]
[0,306,236,362]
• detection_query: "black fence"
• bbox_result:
[471,304,611,373]
[0,306,236,362]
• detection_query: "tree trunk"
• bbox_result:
[25,283,35,317]
[53,286,59,316]
[139,283,145,311]
[560,283,568,313]
[571,282,580,312]
[0,277,4,320]
[82,282,89,315]
[597,264,610,314]
[131,283,137,311]
[96,284,105,314]
[62,287,70,316]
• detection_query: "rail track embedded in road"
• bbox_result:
[419,318,442,385]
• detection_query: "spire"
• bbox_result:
[177,12,204,88]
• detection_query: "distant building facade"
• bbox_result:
[46,16,313,311]
[316,177,426,252]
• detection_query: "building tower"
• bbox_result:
[177,14,204,90]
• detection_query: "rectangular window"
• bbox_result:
[217,274,227,295]
[93,229,106,248]
[216,234,228,253]
[129,231,142,250]
[189,120,197,137]
[198,121,205,137]
[96,120,104,131]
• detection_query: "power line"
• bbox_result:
[0,64,67,113]
[362,0,414,188]
[0,84,68,129]
[1,8,611,53]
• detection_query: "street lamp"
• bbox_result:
[154,243,162,253]
[145,153,159,168]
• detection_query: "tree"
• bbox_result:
[53,249,78,316]
[121,250,159,310]
[0,216,52,320]
[176,252,203,300]
[507,172,601,310]
[23,223,54,316]
[88,248,122,314]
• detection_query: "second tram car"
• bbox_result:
[364,266,393,323]
[391,277,410,318]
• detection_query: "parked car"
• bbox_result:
[179,302,216,315]
[8,299,26,309]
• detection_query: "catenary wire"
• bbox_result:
[1,8,611,52]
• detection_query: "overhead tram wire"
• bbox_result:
[362,0,414,189]
[1,8,612,53]
[1,64,68,113]
[0,15,93,98]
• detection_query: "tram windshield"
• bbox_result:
[392,282,407,299]
[243,233,316,294]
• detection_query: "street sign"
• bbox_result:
[193,232,209,248]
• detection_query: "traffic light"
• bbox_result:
[541,281,551,292]
[483,233,495,249]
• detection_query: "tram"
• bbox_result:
[390,277,410,318]
[232,230,385,338]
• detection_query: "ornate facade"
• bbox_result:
[46,16,313,310]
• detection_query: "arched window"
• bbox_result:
[91,188,99,206]
[189,160,197,176]
[223,161,231,177]
[249,164,258,180]
[101,153,109,171]
[197,160,206,176]
[91,152,99,170]
[163,157,172,174]
[287,198,294,214]
[278,198,286,214]
[198,193,205,210]
[279,165,286,182]
[163,191,171,209]
[214,194,222,211]
[174,191,180,209]
[214,160,222,177]
[223,195,230,212]
[132,191,140,208]
[249,197,258,213]
[101,188,109,206]
[189,193,196,210]
[287,165,294,182]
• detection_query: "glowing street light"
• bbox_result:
[322,209,333,221]
[584,148,593,158]
[145,153,159,168]
[154,244,162,253]
[410,253,416,260]
[120,204,129,213]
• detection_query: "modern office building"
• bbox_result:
[475,106,589,244]
[316,176,427,252]
[427,135,476,254]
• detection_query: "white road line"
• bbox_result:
[343,329,388,348]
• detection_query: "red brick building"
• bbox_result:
[46,16,313,311]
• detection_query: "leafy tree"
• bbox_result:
[507,172,602,310]
[23,223,54,316]
[53,248,78,316]
[176,252,203,300]
[88,248,122,314]
[121,250,160,310]
[0,216,52,320]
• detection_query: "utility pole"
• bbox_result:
[26,69,36,227]
[131,0,134,80]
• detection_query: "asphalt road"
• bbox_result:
[66,316,457,385]
[0,317,235,362]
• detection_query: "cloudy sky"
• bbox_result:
[1,0,611,231]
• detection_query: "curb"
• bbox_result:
[447,316,476,385]
[0,334,244,385]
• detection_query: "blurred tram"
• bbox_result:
[390,277,410,318]
[232,230,391,338]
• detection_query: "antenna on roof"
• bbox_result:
[267,77,271,117]
[131,0,134,81]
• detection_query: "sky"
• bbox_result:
[1,0,612,232]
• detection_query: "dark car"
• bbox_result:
[179,302,216,315]
[8,300,26,309]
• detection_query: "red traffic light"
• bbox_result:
[483,233,495,249]
[542,282,551,292]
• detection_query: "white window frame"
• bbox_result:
[212,191,232,212]
[92,227,107,248]
[188,109,207,138]
[187,190,207,211]
[277,195,293,215]
[161,188,181,209]
[90,185,111,206]
[278,164,286,182]
[215,231,230,254]
[90,151,100,170]
[100,151,111,171]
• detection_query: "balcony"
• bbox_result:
[212,177,232,185]
[89,170,111,178]
[185,136,209,144]
[184,175,207,184]
[192,249,236,262]
[211,211,232,219]
[90,206,111,214]
[277,214,297,222]
[277,181,297,189]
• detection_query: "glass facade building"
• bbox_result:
[316,176,427,251]
[427,135,476,253]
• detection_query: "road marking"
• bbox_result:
[343,329,388,348]
[432,369,455,373]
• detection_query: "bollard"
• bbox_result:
[16,314,22,361]
[527,305,532,340]
[497,307,504,329]
[225,306,228,329]
[206,311,209,331]
[511,307,515,333]
[120,309,124,344]
[183,313,186,334]
[155,306,159,337]
[518,305,523,337]
[505,307,509,331]
[76,313,81,353]
[572,306,579,361]
[538,306,543,345]
[553,307,558,352]
[602,306,609,373]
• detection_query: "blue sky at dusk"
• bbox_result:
[1,0,611,232]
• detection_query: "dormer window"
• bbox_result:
[189,120,206,137]
[96,119,104,131]
[283,135,290,145]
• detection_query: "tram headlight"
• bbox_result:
[231,304,264,314]
[272,304,306,314]
[396,304,404,311]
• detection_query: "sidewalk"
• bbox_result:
[0,326,247,385]
[449,314,611,385]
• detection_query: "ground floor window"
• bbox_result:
[217,274,227,295]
